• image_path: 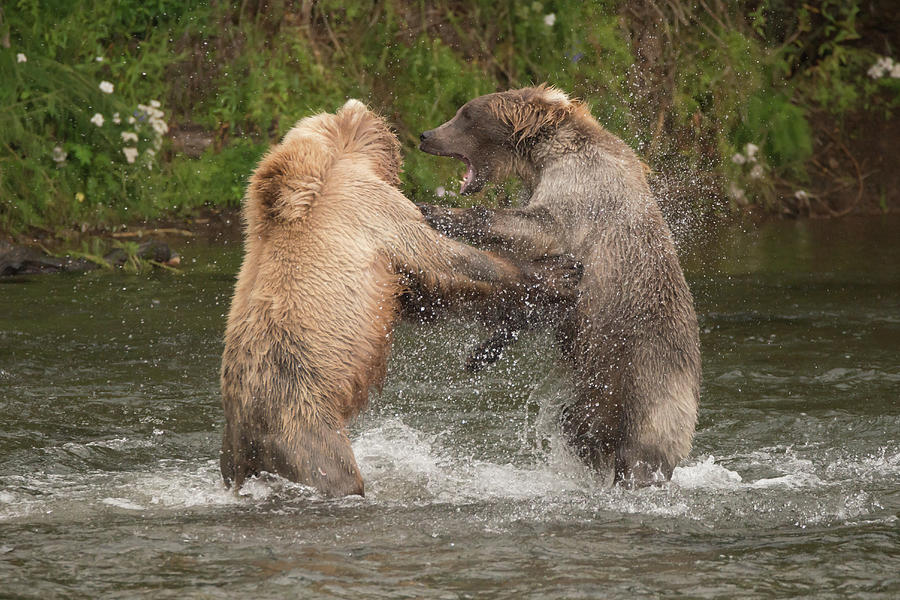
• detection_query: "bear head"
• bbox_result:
[248,99,402,226]
[418,85,578,194]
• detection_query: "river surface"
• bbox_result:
[1,216,898,598]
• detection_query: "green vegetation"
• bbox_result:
[2,0,897,233]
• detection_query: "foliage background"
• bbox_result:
[2,0,898,234]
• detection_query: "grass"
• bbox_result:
[1,0,896,235]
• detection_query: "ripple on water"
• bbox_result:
[2,417,895,536]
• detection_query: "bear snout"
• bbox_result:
[419,129,448,155]
[419,130,433,142]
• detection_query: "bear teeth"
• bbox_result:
[460,164,475,193]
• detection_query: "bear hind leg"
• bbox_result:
[614,371,698,487]
[220,420,261,491]
[614,446,674,488]
[559,400,617,487]
[259,423,365,498]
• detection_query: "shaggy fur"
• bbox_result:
[418,85,701,486]
[221,99,573,497]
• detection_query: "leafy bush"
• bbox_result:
[1,0,895,233]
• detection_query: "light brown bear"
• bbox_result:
[220,99,574,497]
[418,85,701,487]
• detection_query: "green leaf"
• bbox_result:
[71,144,93,165]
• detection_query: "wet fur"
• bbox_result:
[418,85,701,486]
[221,100,562,497]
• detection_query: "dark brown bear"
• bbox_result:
[418,85,701,487]
[220,100,574,497]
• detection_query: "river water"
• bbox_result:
[1,216,898,598]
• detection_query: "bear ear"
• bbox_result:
[248,142,323,224]
[534,83,572,105]
[340,98,368,113]
[333,101,402,186]
[491,85,576,146]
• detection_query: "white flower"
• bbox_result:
[96,56,104,62]
[138,104,164,120]
[99,81,114,94]
[544,13,556,27]
[112,112,121,124]
[122,147,139,164]
[149,100,161,108]
[891,63,900,78]
[145,148,156,158]
[749,164,764,179]
[794,190,809,201]
[150,119,169,135]
[16,53,27,63]
[867,57,884,78]
[90,113,105,127]
[52,146,68,164]
[435,186,446,198]
[744,143,759,161]
[128,115,136,124]
[729,183,746,202]
[731,152,746,165]
[868,56,897,79]
[121,131,139,143]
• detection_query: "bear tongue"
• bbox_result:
[460,163,475,194]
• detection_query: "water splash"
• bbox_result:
[1,420,897,531]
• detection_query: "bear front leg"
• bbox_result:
[464,328,520,373]
[416,204,489,241]
[393,221,580,317]
[395,215,580,371]
[462,253,580,371]
[418,204,563,260]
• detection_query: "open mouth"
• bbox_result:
[450,154,476,195]
[418,138,478,194]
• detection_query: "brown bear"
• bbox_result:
[418,85,701,487]
[220,99,576,497]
